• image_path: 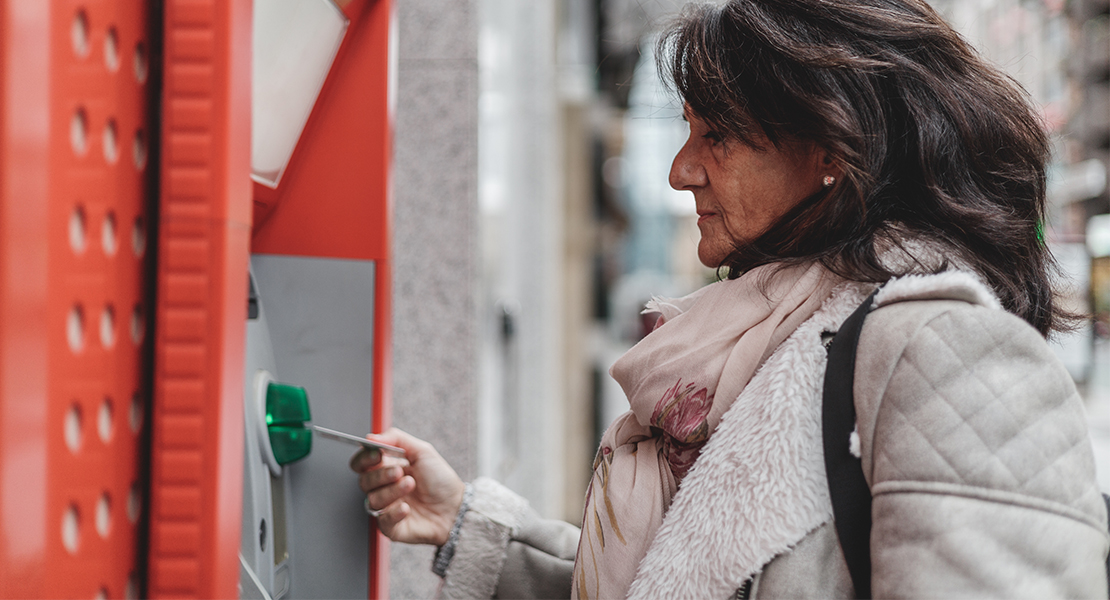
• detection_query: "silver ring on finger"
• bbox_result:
[364,496,383,518]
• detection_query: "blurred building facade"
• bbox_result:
[1066,0,1110,348]
[929,0,1110,386]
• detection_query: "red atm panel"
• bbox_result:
[0,1,153,597]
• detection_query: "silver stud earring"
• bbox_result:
[822,175,836,188]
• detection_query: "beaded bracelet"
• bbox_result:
[432,482,473,578]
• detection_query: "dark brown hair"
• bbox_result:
[659,0,1065,334]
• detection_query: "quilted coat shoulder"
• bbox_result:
[847,286,1109,598]
[752,273,1109,599]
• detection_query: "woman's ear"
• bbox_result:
[814,146,842,179]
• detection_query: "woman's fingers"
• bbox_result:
[349,447,382,472]
[358,463,407,494]
[352,451,410,476]
[375,501,411,535]
[365,475,415,510]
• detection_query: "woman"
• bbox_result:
[353,0,1109,597]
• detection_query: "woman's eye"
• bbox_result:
[702,131,723,144]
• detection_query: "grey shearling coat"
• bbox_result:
[436,272,1109,599]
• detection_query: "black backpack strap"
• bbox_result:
[1103,494,1110,587]
[823,289,880,600]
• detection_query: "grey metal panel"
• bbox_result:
[250,254,375,600]
[241,299,279,597]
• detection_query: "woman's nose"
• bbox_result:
[669,141,706,190]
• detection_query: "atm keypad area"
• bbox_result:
[241,256,377,599]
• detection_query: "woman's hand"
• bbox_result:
[349,427,466,546]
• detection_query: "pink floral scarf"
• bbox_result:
[571,262,837,599]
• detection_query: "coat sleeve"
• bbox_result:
[438,477,578,599]
[853,300,1109,599]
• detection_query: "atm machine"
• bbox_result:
[236,0,394,597]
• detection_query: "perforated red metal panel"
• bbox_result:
[0,0,152,597]
[147,0,251,597]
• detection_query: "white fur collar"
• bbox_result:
[626,271,1000,599]
[875,270,1000,310]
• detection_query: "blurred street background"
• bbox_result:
[388,0,1110,595]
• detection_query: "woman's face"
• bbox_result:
[669,107,830,268]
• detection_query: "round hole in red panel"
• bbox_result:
[102,119,119,164]
[62,504,80,554]
[104,27,120,72]
[69,205,88,254]
[95,493,111,538]
[102,211,118,256]
[124,573,138,600]
[97,397,113,442]
[131,216,145,257]
[71,108,89,156]
[67,304,86,353]
[65,404,83,452]
[133,42,148,84]
[71,9,90,58]
[99,304,116,348]
[132,129,146,170]
[129,304,143,344]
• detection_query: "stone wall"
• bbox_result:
[390,0,479,596]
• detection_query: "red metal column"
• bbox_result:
[0,0,152,597]
[147,0,251,597]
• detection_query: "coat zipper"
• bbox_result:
[734,578,753,600]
